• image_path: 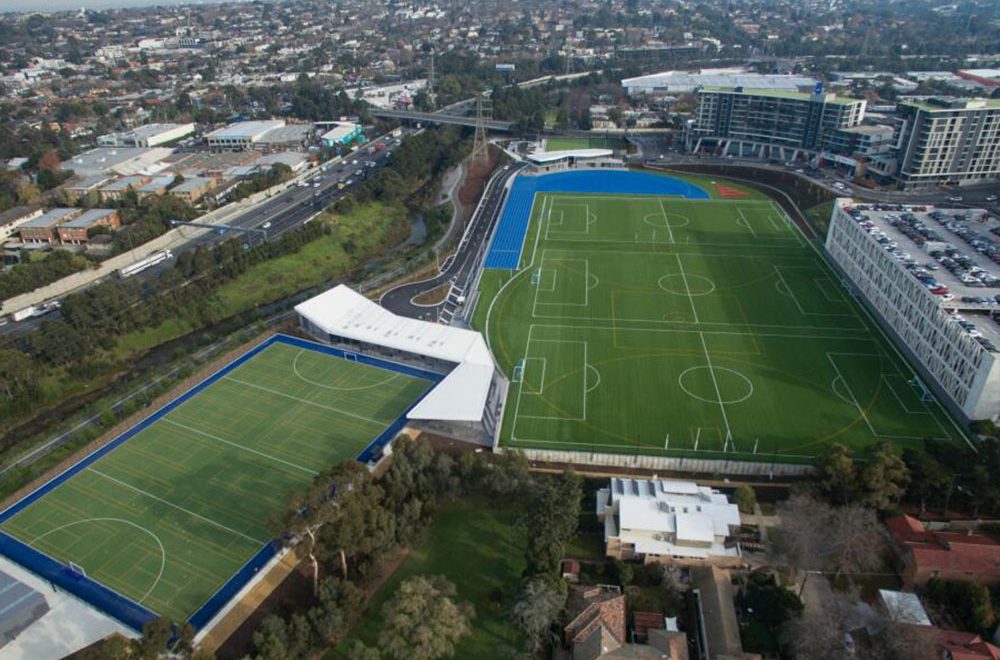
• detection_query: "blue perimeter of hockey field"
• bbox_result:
[484,169,710,270]
[0,333,441,633]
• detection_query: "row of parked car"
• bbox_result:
[948,312,997,352]
[928,211,1000,268]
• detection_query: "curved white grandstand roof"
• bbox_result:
[528,148,613,164]
[294,285,496,422]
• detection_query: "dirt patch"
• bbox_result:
[213,559,316,660]
[411,282,452,306]
[200,551,301,657]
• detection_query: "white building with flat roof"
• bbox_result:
[294,285,506,444]
[622,69,817,96]
[97,123,195,148]
[205,120,287,151]
[596,478,742,566]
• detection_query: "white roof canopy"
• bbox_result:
[294,285,497,422]
[528,148,613,164]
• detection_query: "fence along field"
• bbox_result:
[481,189,965,463]
[0,338,432,625]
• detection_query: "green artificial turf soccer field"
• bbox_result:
[477,190,967,463]
[0,342,431,622]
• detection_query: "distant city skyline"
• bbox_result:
[2,0,241,13]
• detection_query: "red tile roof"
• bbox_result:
[937,630,1000,660]
[886,515,1000,582]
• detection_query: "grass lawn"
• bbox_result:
[331,497,527,658]
[545,136,625,152]
[110,202,408,359]
[0,339,430,623]
[477,181,966,463]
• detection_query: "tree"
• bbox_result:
[523,470,582,577]
[0,349,38,402]
[134,617,173,659]
[378,576,474,660]
[733,485,757,514]
[769,494,829,595]
[903,448,952,513]
[827,504,886,581]
[859,441,909,511]
[783,593,856,660]
[817,443,860,505]
[742,575,802,639]
[277,461,370,594]
[344,641,382,660]
[512,577,565,655]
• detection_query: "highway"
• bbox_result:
[0,132,404,341]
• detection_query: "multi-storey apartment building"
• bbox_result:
[688,86,866,161]
[893,98,1000,189]
[825,200,1000,420]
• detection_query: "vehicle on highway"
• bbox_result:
[986,194,998,202]
[118,249,173,278]
[947,195,964,203]
[12,300,61,322]
[262,221,272,229]
[313,182,320,188]
[337,182,346,190]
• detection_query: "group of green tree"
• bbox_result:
[228,164,294,203]
[244,438,539,660]
[0,218,329,416]
[334,126,468,216]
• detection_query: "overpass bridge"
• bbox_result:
[369,108,514,132]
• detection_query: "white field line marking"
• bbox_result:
[675,254,699,323]
[163,417,316,475]
[542,234,799,248]
[509,323,533,442]
[541,194,778,204]
[87,467,263,545]
[736,207,758,238]
[804,218,974,449]
[825,353,879,437]
[292,349,399,392]
[699,332,732,441]
[814,278,847,304]
[541,246,817,261]
[774,266,852,317]
[659,200,675,243]
[522,357,547,395]
[29,517,167,603]
[528,319,873,342]
[879,374,931,416]
[222,376,387,427]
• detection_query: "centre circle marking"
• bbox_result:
[643,213,691,229]
[678,366,754,404]
[658,273,716,296]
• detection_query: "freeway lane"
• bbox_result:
[0,133,404,340]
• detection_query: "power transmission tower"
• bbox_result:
[427,52,436,110]
[471,93,492,166]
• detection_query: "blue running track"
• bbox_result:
[484,170,710,269]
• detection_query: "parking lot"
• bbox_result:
[847,203,1000,353]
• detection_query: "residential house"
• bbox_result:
[99,176,151,202]
[135,176,176,199]
[562,584,627,660]
[937,630,1000,659]
[56,209,120,245]
[0,207,43,243]
[596,478,742,566]
[18,208,80,244]
[169,177,216,204]
[886,515,1000,588]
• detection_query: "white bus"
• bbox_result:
[118,250,174,279]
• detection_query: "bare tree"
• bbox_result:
[771,494,887,593]
[827,504,887,582]
[783,593,855,660]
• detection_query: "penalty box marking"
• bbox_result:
[533,253,591,311]
[774,266,854,317]
[513,335,589,425]
[825,352,931,441]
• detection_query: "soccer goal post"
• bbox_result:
[67,562,86,578]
